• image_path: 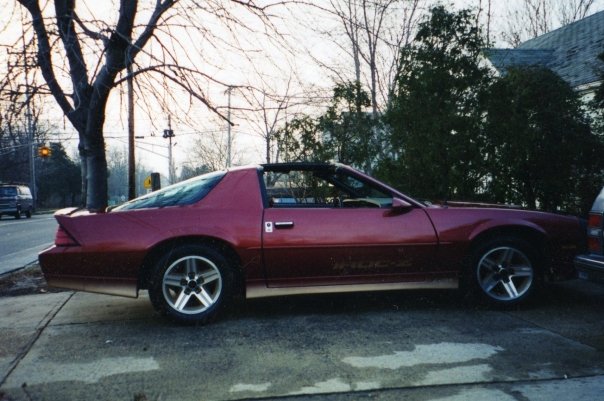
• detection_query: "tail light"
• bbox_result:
[587,212,603,254]
[55,225,79,247]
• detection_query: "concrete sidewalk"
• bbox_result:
[0,292,73,384]
[0,249,47,277]
[1,285,604,401]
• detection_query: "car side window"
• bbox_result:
[114,171,226,211]
[264,170,334,207]
[263,169,392,208]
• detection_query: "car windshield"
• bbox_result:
[0,187,17,197]
[114,171,226,211]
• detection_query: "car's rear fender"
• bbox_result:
[137,235,245,296]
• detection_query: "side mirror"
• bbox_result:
[391,197,413,211]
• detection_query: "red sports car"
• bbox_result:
[39,163,583,323]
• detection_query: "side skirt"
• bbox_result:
[246,279,458,299]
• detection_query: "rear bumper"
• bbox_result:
[44,275,138,298]
[38,245,140,298]
[574,254,604,284]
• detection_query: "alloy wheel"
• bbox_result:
[476,246,534,301]
[161,255,223,314]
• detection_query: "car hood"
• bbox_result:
[433,200,524,210]
[424,202,583,246]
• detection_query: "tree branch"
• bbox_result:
[129,0,176,62]
[54,0,90,112]
[17,0,74,123]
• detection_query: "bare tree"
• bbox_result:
[187,127,241,172]
[240,85,292,164]
[558,0,596,25]
[106,147,153,201]
[321,0,423,113]
[282,0,422,170]
[501,0,597,47]
[475,0,493,45]
[6,0,291,211]
[233,77,321,164]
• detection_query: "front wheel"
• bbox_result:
[464,237,541,306]
[148,244,235,324]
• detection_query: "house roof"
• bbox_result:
[486,10,604,88]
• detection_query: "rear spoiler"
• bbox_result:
[54,207,92,217]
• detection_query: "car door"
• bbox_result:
[261,167,439,288]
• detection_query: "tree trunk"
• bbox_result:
[86,144,108,211]
[79,81,112,211]
[78,142,88,208]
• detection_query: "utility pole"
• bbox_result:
[163,116,176,184]
[24,51,36,209]
[127,62,136,200]
[22,16,36,209]
[8,22,38,208]
[226,86,233,169]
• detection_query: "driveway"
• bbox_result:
[1,280,603,401]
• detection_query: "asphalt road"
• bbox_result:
[1,280,603,401]
[0,214,57,275]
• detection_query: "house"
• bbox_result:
[485,10,604,97]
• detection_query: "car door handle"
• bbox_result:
[275,221,294,229]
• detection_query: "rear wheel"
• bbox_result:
[148,243,235,324]
[465,237,540,306]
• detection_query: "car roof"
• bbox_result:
[261,162,340,173]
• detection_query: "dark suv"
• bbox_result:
[574,188,604,283]
[0,184,34,219]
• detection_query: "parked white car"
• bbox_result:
[575,187,604,284]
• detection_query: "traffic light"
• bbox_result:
[38,146,51,158]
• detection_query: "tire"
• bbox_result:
[14,209,21,219]
[464,237,541,306]
[148,243,235,324]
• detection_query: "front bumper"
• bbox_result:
[574,254,604,284]
[0,206,19,215]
